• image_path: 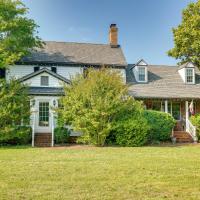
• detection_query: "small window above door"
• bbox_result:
[41,76,49,86]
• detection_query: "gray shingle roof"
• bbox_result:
[22,41,127,67]
[127,64,200,99]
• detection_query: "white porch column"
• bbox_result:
[185,101,189,131]
[165,100,168,113]
[51,112,54,147]
[30,99,36,147]
[32,112,35,147]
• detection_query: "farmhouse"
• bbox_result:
[4,24,199,146]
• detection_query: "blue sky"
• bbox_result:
[22,0,194,65]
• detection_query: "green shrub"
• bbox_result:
[59,67,143,146]
[190,114,200,140]
[106,113,149,147]
[144,110,176,143]
[0,126,32,145]
[54,127,70,144]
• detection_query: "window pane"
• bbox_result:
[186,69,193,83]
[39,102,49,126]
[51,67,57,73]
[138,67,145,81]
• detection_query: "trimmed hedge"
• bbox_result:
[190,114,200,140]
[0,126,32,145]
[106,113,149,147]
[144,110,176,143]
[106,110,175,146]
[54,127,70,144]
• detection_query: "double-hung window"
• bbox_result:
[138,67,146,82]
[186,68,194,83]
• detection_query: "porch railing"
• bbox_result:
[186,119,198,143]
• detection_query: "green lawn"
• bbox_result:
[1,145,200,200]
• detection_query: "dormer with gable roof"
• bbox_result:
[132,59,148,83]
[178,62,195,84]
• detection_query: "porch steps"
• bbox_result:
[34,133,52,147]
[173,131,193,143]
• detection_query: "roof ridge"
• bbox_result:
[128,63,178,67]
[148,64,178,67]
[44,41,112,46]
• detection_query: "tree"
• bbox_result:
[58,68,143,146]
[168,0,200,67]
[0,79,31,144]
[0,0,43,68]
[0,79,30,129]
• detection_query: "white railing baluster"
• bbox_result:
[186,119,198,143]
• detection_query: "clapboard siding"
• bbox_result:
[57,66,82,79]
[6,65,34,81]
[117,68,126,83]
[6,65,126,85]
[6,65,82,81]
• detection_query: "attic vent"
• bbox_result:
[41,76,49,86]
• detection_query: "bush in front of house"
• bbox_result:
[0,126,32,145]
[144,110,176,143]
[190,114,200,140]
[54,127,70,144]
[106,105,150,147]
[113,114,149,147]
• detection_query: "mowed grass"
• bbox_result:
[1,145,200,200]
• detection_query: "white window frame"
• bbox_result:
[138,66,147,82]
[185,68,194,84]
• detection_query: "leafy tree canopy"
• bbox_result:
[0,79,30,130]
[0,0,43,68]
[58,67,143,146]
[168,0,200,67]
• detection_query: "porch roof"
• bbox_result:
[28,87,64,95]
[127,64,200,100]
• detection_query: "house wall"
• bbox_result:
[6,65,126,83]
[114,68,126,83]
[6,65,82,82]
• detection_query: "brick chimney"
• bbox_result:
[109,24,118,47]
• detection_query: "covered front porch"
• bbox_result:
[142,99,198,143]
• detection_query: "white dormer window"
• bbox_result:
[133,59,148,83]
[186,68,194,84]
[178,62,195,84]
[41,76,49,86]
[138,67,146,82]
